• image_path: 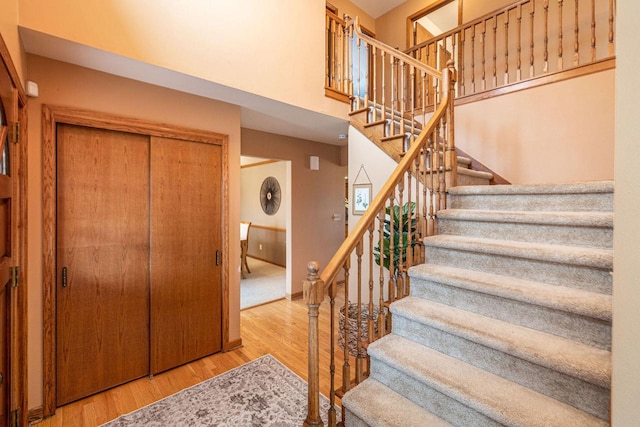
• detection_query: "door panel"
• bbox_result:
[0,71,15,425]
[56,124,150,405]
[150,137,222,374]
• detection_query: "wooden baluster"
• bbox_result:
[444,63,457,191]
[471,25,476,93]
[400,60,406,150]
[608,0,615,55]
[378,208,386,336]
[481,20,487,90]
[397,180,405,298]
[504,11,510,84]
[591,0,596,62]
[387,194,396,305]
[530,0,536,77]
[427,132,436,237]
[410,65,416,145]
[573,0,579,65]
[381,51,386,122]
[558,0,564,70]
[405,169,413,295]
[460,29,466,96]
[328,279,337,427]
[450,35,457,96]
[414,154,422,265]
[303,261,325,427]
[355,240,363,384]
[357,38,363,107]
[391,56,397,134]
[425,45,431,107]
[544,0,549,72]
[341,258,350,394]
[325,15,331,89]
[517,5,522,81]
[347,24,355,109]
[367,224,375,345]
[492,16,498,88]
[372,47,377,121]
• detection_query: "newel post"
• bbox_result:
[303,261,325,427]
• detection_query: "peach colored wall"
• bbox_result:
[241,128,347,297]
[329,0,376,31]
[456,69,615,184]
[26,55,242,410]
[0,0,25,81]
[18,0,345,120]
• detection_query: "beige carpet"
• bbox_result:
[241,258,286,309]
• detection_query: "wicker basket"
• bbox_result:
[338,302,381,357]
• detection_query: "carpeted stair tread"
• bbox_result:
[390,297,611,388]
[449,181,614,196]
[424,234,612,270]
[343,378,453,427]
[437,209,613,228]
[408,264,612,321]
[369,335,609,427]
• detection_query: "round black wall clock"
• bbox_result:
[260,176,281,215]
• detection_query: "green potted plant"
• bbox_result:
[373,201,419,279]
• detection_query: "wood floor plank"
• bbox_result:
[34,288,347,426]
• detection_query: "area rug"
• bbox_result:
[101,354,336,426]
[241,258,286,309]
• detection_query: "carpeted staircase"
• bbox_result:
[342,181,613,426]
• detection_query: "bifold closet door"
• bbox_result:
[150,136,222,374]
[56,124,150,406]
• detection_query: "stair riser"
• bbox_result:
[457,173,492,186]
[409,278,612,350]
[437,218,613,248]
[343,411,371,427]
[425,246,612,293]
[449,193,613,212]
[391,317,610,419]
[370,362,503,427]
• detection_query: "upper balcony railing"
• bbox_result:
[405,0,616,103]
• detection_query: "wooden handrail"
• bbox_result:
[348,16,443,80]
[320,72,453,287]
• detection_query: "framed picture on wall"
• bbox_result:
[352,183,372,215]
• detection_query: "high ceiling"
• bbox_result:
[350,0,407,18]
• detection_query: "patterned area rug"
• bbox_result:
[101,354,335,426]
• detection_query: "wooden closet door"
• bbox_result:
[150,137,222,374]
[56,124,150,406]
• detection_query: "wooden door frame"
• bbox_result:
[0,35,28,427]
[42,105,230,417]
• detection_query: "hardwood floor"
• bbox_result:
[32,287,345,426]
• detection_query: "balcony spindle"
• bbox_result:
[471,24,476,92]
[530,0,536,77]
[574,0,579,65]
[481,21,487,90]
[381,51,386,122]
[544,0,549,72]
[517,5,523,81]
[608,0,614,55]
[372,47,378,121]
[591,0,596,62]
[505,11,510,84]
[558,0,564,70]
[492,17,498,87]
[460,29,466,95]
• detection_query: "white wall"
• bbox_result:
[612,1,640,424]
